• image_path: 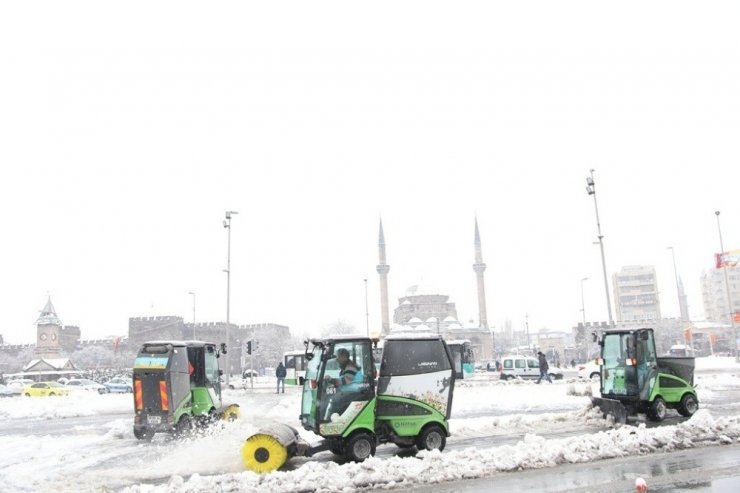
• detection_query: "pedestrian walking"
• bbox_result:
[276,362,286,393]
[536,351,552,384]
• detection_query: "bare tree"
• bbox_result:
[320,319,358,337]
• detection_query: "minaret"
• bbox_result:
[678,277,690,322]
[376,218,391,336]
[473,218,489,329]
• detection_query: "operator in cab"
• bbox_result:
[327,348,362,388]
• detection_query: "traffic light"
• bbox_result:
[246,341,252,354]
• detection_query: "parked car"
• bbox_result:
[24,381,71,397]
[103,377,133,393]
[577,360,601,380]
[0,384,20,397]
[7,379,34,392]
[500,355,563,381]
[65,378,108,394]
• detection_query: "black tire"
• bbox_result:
[48,392,55,397]
[175,415,194,437]
[344,432,376,462]
[416,424,447,452]
[133,427,154,441]
[677,393,699,417]
[590,372,600,380]
[648,397,667,422]
[25,393,31,397]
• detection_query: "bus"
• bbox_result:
[445,339,475,379]
[283,349,308,385]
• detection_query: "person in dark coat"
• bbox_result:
[536,351,552,384]
[275,362,287,393]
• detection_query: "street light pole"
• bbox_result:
[715,211,738,359]
[585,169,614,327]
[364,278,369,337]
[224,210,238,386]
[188,291,196,339]
[580,277,588,325]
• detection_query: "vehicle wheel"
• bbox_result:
[416,424,446,452]
[133,427,154,441]
[590,372,600,380]
[24,393,31,397]
[344,432,376,462]
[648,397,667,422]
[677,393,699,417]
[48,392,55,397]
[175,415,194,437]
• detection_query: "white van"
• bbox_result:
[500,355,563,381]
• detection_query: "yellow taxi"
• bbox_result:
[23,381,71,397]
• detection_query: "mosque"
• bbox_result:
[375,218,494,363]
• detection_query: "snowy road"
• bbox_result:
[408,443,740,492]
[1,364,739,492]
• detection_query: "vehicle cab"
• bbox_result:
[300,336,376,436]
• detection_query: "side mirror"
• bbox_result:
[298,376,305,386]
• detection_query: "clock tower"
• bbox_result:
[35,297,62,357]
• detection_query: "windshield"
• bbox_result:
[602,333,639,395]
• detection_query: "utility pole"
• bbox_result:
[223,210,238,386]
[586,169,614,327]
[188,292,196,339]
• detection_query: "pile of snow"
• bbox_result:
[0,393,131,420]
[123,410,740,493]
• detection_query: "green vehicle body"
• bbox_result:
[246,333,455,467]
[133,340,238,440]
[592,328,699,423]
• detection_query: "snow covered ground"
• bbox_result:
[0,357,739,492]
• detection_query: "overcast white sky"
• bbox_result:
[1,1,738,344]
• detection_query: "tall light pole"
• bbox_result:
[188,291,196,339]
[580,277,588,325]
[715,211,738,359]
[585,169,614,327]
[223,210,238,385]
[364,278,370,337]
